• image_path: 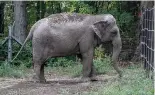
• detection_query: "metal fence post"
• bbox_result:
[8,26,12,62]
[141,8,154,79]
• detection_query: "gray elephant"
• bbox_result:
[13,13,122,82]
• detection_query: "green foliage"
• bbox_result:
[94,46,105,59]
[27,1,37,30]
[78,2,94,14]
[3,1,13,36]
[11,42,32,67]
[0,61,27,78]
[0,40,7,62]
[101,8,134,32]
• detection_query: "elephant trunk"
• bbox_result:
[112,36,122,77]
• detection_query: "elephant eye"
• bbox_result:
[111,31,117,36]
[101,23,105,27]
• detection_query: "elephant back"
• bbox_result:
[46,12,89,26]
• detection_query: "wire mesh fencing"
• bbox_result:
[140,7,154,78]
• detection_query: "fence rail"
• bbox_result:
[140,7,154,78]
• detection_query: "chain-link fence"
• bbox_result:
[140,7,154,78]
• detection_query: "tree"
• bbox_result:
[13,1,27,43]
[0,2,5,35]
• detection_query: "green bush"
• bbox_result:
[10,42,32,67]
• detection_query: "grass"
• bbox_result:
[0,61,28,78]
[52,64,153,95]
[81,66,154,95]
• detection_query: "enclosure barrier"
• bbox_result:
[140,7,154,78]
[2,22,23,62]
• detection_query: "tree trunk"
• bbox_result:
[0,2,5,35]
[95,1,99,14]
[131,21,141,62]
[75,2,79,13]
[13,1,27,43]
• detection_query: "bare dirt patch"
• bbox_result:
[0,72,118,95]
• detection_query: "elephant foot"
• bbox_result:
[32,75,46,83]
[90,76,98,81]
[39,78,46,83]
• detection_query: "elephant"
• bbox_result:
[13,13,122,82]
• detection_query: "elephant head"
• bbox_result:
[84,14,122,77]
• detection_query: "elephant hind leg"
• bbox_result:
[33,60,46,83]
[40,63,46,82]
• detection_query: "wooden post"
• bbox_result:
[8,26,12,62]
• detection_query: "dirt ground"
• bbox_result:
[0,72,118,95]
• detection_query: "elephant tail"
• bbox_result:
[11,23,36,63]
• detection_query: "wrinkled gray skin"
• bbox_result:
[13,13,122,82]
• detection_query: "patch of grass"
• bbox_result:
[94,56,113,74]
[81,66,154,95]
[46,63,83,77]
[0,61,28,78]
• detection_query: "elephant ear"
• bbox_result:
[92,20,108,39]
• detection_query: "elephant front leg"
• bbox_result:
[81,49,96,81]
[40,64,46,82]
